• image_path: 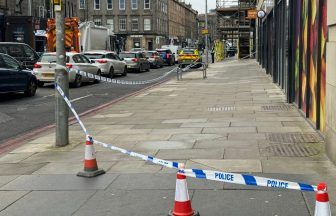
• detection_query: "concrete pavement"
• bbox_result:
[0,59,335,215]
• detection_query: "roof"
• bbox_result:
[83,50,115,54]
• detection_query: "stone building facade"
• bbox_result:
[78,0,168,51]
[168,0,198,47]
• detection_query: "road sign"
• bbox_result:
[52,0,62,11]
[247,10,258,19]
[202,29,209,35]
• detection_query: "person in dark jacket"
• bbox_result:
[211,47,215,63]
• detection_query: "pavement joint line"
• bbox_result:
[70,94,93,102]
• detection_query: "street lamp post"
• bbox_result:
[205,0,209,66]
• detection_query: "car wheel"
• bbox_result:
[108,67,115,78]
[146,64,150,72]
[94,70,101,84]
[138,64,142,73]
[24,79,37,97]
[37,81,44,87]
[122,67,127,76]
[72,74,82,88]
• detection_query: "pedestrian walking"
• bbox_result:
[211,47,215,63]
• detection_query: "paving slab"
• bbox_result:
[0,191,95,216]
[21,151,83,163]
[0,153,35,163]
[73,189,177,216]
[203,127,257,134]
[0,175,18,187]
[0,191,29,211]
[180,122,231,128]
[107,160,162,174]
[150,128,202,134]
[191,159,262,173]
[0,163,47,176]
[155,148,224,160]
[224,147,261,159]
[132,123,181,129]
[162,118,207,124]
[192,190,310,216]
[133,140,195,150]
[194,139,258,149]
[169,133,225,142]
[109,173,224,190]
[0,174,118,190]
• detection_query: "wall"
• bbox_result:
[325,0,336,163]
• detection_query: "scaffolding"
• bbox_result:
[216,0,256,58]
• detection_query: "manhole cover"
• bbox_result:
[262,105,294,111]
[267,133,322,143]
[263,144,319,157]
[208,106,236,112]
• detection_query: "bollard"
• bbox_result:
[202,63,207,79]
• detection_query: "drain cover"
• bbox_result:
[208,106,236,112]
[267,133,322,143]
[262,105,294,111]
[263,144,319,157]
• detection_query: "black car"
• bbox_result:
[156,49,175,66]
[0,53,37,97]
[0,42,40,69]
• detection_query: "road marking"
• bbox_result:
[70,94,93,102]
[43,94,54,98]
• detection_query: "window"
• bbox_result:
[131,18,139,31]
[107,0,112,9]
[119,0,125,10]
[23,45,37,59]
[72,55,84,63]
[79,0,85,9]
[131,0,137,9]
[106,18,114,31]
[80,55,91,63]
[94,18,102,26]
[119,18,127,31]
[1,55,19,69]
[144,18,151,31]
[144,0,150,9]
[94,0,100,10]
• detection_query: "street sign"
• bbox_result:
[257,10,266,19]
[202,29,209,35]
[247,10,258,19]
[52,0,62,11]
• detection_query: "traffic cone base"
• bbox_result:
[77,169,105,178]
[168,209,200,216]
[77,135,105,178]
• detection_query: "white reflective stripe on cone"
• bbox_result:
[314,202,331,216]
[85,145,96,160]
[175,179,190,202]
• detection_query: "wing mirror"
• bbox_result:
[90,60,95,64]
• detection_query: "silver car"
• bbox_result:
[145,51,164,68]
[33,52,101,88]
[119,52,150,73]
[83,51,127,78]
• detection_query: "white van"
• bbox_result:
[161,45,181,63]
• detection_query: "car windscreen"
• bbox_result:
[181,50,195,54]
[119,53,136,58]
[84,54,105,59]
[145,52,156,57]
[157,50,168,54]
[39,54,70,63]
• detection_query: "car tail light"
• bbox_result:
[66,64,73,69]
[34,63,42,68]
[132,58,138,62]
[97,59,107,63]
[166,54,171,59]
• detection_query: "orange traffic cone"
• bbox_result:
[314,183,331,216]
[169,172,199,216]
[77,135,105,178]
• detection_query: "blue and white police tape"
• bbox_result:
[75,67,178,85]
[178,169,317,192]
[94,139,184,169]
[55,83,89,136]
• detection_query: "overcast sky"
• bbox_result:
[185,0,217,13]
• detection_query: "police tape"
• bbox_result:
[76,67,178,85]
[94,140,184,169]
[178,169,317,192]
[55,83,318,193]
[55,83,89,136]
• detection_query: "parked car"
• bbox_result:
[33,52,101,88]
[0,53,37,96]
[130,48,146,52]
[156,49,175,66]
[83,51,127,77]
[0,42,40,69]
[145,51,164,68]
[178,48,202,68]
[161,45,181,63]
[119,52,150,73]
